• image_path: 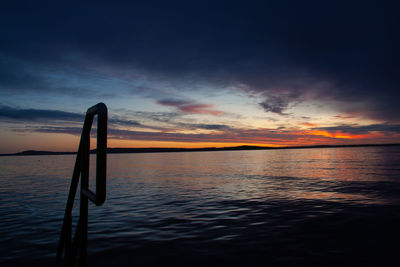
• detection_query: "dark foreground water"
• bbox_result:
[1,146,400,266]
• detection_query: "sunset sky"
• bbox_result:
[1,0,400,153]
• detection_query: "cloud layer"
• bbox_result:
[1,0,399,123]
[156,99,223,115]
[1,1,400,152]
[3,106,400,147]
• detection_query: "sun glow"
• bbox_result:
[307,130,379,139]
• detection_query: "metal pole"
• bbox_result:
[55,103,107,267]
[79,115,92,266]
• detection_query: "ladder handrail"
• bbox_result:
[56,103,108,267]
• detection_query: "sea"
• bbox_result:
[1,146,400,266]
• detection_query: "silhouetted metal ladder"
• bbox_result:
[55,103,108,267]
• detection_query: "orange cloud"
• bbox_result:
[305,130,379,139]
[300,122,317,127]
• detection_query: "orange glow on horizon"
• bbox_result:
[2,127,399,154]
[106,139,284,149]
[305,130,379,139]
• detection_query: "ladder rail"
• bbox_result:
[55,103,108,267]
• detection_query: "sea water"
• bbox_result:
[1,146,400,266]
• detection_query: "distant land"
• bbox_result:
[1,143,400,156]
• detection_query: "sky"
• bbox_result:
[1,0,400,153]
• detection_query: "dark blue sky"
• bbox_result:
[1,0,400,152]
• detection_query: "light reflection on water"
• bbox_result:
[1,146,400,266]
[107,146,400,204]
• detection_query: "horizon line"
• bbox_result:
[1,143,400,157]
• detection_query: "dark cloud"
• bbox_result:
[156,99,191,107]
[15,126,83,135]
[124,111,232,131]
[0,105,145,128]
[122,110,182,124]
[189,124,232,131]
[1,105,233,133]
[313,124,400,135]
[1,0,400,121]
[259,97,289,115]
[108,118,142,127]
[0,105,83,122]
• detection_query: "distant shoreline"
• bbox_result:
[1,143,400,157]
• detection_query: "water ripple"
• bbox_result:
[1,147,400,266]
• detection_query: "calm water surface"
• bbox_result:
[1,147,400,266]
